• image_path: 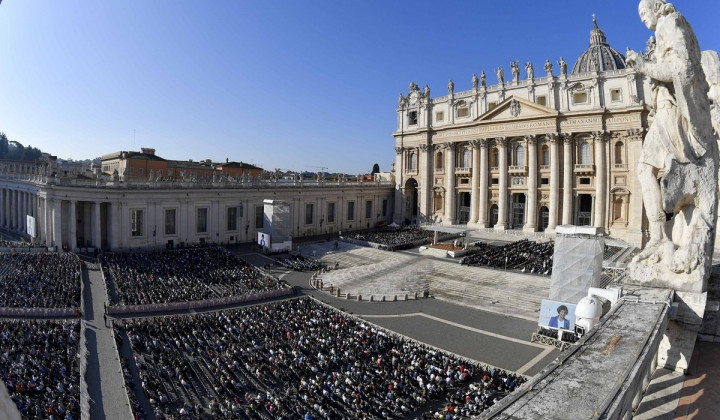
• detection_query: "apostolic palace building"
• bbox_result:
[0,18,708,250]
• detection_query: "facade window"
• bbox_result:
[436,111,444,122]
[255,205,264,229]
[408,152,417,170]
[327,202,336,223]
[462,149,471,167]
[579,141,592,164]
[541,145,550,165]
[456,101,469,118]
[365,200,372,219]
[536,96,547,106]
[129,167,135,175]
[164,209,176,235]
[460,178,469,184]
[139,168,144,176]
[382,199,388,217]
[305,203,314,225]
[515,144,526,166]
[347,201,355,221]
[196,208,208,233]
[435,152,443,170]
[614,141,625,164]
[492,178,499,185]
[227,207,237,231]
[610,88,622,102]
[580,177,591,185]
[573,92,588,104]
[239,203,244,218]
[131,209,144,237]
[409,111,418,125]
[541,178,549,185]
[488,102,498,111]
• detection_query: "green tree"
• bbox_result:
[371,163,380,175]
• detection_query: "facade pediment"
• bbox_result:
[476,96,558,122]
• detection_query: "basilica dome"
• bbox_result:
[572,16,627,74]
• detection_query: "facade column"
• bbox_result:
[0,188,4,228]
[393,147,404,224]
[548,134,560,231]
[478,139,489,228]
[92,201,102,249]
[593,131,607,230]
[469,140,480,224]
[52,198,62,248]
[562,134,574,225]
[420,143,432,222]
[15,190,20,231]
[496,138,509,230]
[68,201,77,251]
[21,192,27,233]
[444,142,456,225]
[109,202,120,250]
[524,135,538,232]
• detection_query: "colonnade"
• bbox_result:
[0,187,39,237]
[408,131,610,232]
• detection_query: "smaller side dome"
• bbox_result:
[572,15,627,74]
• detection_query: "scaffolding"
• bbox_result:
[549,225,604,303]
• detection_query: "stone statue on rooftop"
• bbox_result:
[481,71,486,87]
[525,62,534,80]
[424,84,430,98]
[558,57,567,76]
[447,79,454,95]
[472,73,479,89]
[626,0,719,292]
[545,59,553,76]
[495,67,504,84]
[510,60,520,82]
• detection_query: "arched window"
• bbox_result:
[462,149,471,168]
[515,144,526,166]
[409,152,417,170]
[579,141,591,164]
[435,152,443,170]
[491,148,499,167]
[614,141,624,164]
[541,145,550,166]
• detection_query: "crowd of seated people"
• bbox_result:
[460,239,554,276]
[274,255,326,272]
[0,253,81,308]
[121,298,522,420]
[0,238,27,248]
[350,226,447,250]
[0,320,81,419]
[101,246,288,306]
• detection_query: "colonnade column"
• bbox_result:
[562,134,574,225]
[92,201,102,249]
[496,138,508,230]
[0,188,4,228]
[393,147,404,224]
[478,139,489,228]
[52,198,62,248]
[68,201,77,251]
[548,134,560,231]
[524,135,538,232]
[444,142,456,225]
[469,139,480,224]
[109,202,120,250]
[593,131,607,229]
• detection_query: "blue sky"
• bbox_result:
[1,1,718,174]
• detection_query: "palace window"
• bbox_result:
[573,92,589,104]
[327,202,336,223]
[456,101,469,118]
[131,209,144,237]
[196,208,208,233]
[255,205,264,229]
[611,88,622,102]
[305,203,314,225]
[435,152,443,170]
[436,111,444,122]
[536,95,547,106]
[382,199,388,217]
[165,209,176,235]
[614,141,625,164]
[462,149,471,167]
[488,102,498,111]
[541,145,550,165]
[409,111,418,125]
[579,141,592,164]
[541,178,549,185]
[514,144,526,166]
[580,177,591,185]
[347,201,355,221]
[365,200,372,219]
[227,207,237,231]
[408,152,417,170]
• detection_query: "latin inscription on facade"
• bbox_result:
[560,117,602,131]
[433,120,556,139]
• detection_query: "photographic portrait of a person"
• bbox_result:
[549,305,570,329]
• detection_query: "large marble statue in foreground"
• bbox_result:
[626,0,719,293]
